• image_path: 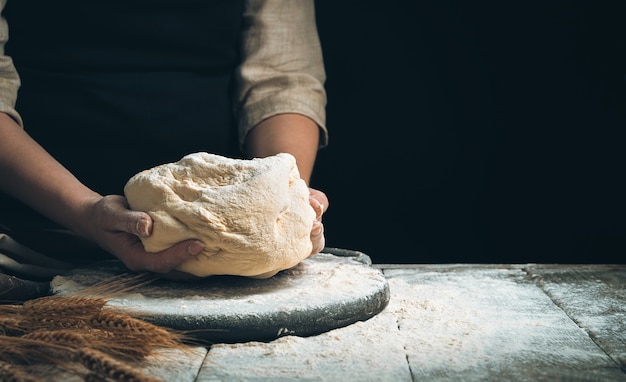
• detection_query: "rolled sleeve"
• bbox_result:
[0,0,22,127]
[235,0,328,149]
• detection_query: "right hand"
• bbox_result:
[308,187,329,256]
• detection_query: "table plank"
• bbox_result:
[197,309,411,381]
[526,264,626,372]
[383,265,625,381]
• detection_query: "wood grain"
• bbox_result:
[526,264,626,373]
[383,265,625,381]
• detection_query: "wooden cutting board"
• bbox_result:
[50,248,390,344]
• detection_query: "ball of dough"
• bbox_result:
[123,152,315,278]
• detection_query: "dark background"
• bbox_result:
[312,1,626,264]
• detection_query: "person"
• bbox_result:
[0,0,329,278]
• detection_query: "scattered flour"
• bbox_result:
[201,266,618,381]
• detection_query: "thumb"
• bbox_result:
[125,211,153,238]
[96,195,153,237]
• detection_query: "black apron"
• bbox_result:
[0,0,245,257]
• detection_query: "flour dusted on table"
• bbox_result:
[124,152,315,278]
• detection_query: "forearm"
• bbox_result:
[236,0,327,179]
[244,113,319,184]
[0,113,101,236]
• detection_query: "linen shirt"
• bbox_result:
[0,0,328,149]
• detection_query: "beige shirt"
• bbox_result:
[0,0,328,148]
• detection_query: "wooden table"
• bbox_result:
[46,263,626,381]
[124,264,626,382]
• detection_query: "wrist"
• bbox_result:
[66,193,104,241]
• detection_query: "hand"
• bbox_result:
[85,195,203,277]
[308,188,329,256]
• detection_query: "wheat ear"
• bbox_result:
[0,316,26,336]
[90,309,187,348]
[21,295,106,316]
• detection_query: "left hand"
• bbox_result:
[84,195,203,276]
[308,187,328,256]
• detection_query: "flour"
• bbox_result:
[53,253,383,316]
[202,266,617,381]
[382,267,616,378]
[204,310,411,381]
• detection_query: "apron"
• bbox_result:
[0,0,245,259]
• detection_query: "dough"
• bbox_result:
[123,152,315,278]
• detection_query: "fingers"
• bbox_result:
[123,239,204,274]
[310,220,325,256]
[309,188,329,220]
[145,240,203,273]
[308,188,328,256]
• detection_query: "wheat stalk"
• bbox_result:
[73,347,162,382]
[0,335,73,364]
[0,360,44,382]
[28,327,155,362]
[0,273,198,381]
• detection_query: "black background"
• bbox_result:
[312,1,626,264]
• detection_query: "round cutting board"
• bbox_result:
[50,248,390,344]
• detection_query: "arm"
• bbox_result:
[246,113,319,184]
[0,113,100,236]
[236,0,329,254]
[0,2,93,230]
[0,113,204,274]
[235,0,328,174]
